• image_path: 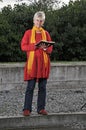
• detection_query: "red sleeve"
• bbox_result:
[45,31,53,54]
[21,30,35,52]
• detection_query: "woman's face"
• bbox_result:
[34,17,44,28]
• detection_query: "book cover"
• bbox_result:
[35,40,55,47]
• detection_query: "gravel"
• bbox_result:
[0,84,86,117]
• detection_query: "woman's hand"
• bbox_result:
[40,43,47,50]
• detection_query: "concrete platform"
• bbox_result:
[0,62,86,91]
[0,112,86,130]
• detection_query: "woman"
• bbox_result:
[21,11,53,116]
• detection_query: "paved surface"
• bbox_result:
[0,84,86,117]
[0,112,86,130]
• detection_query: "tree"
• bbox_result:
[0,0,86,62]
[55,0,86,61]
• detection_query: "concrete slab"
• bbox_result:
[0,112,86,130]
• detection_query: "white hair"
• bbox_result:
[33,11,45,21]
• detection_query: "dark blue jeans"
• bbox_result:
[23,78,47,113]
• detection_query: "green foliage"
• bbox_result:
[0,0,86,62]
[48,0,86,61]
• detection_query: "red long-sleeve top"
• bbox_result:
[21,29,53,81]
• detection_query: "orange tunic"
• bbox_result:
[21,29,53,81]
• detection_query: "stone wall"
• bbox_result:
[0,62,86,91]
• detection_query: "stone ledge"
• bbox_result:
[0,62,86,91]
[0,112,86,130]
[0,62,86,67]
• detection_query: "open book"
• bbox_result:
[35,40,55,47]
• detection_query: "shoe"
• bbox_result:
[23,110,31,116]
[38,109,48,115]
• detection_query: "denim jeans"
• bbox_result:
[23,78,47,112]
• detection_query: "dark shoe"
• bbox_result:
[23,110,31,116]
[38,109,48,115]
